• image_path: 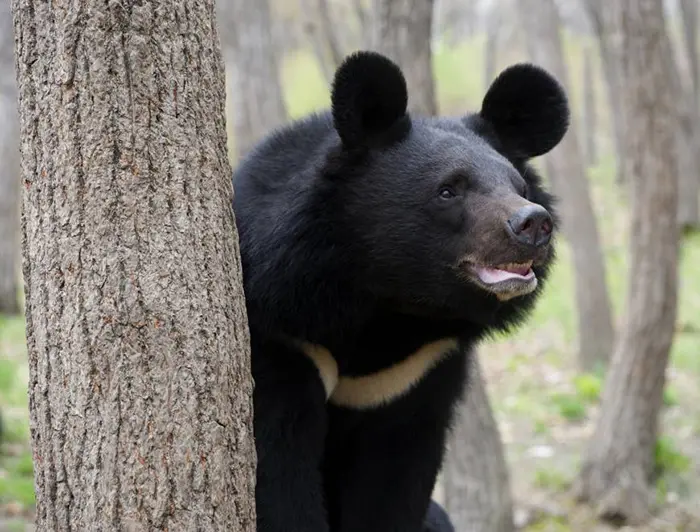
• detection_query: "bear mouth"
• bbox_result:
[467,260,538,301]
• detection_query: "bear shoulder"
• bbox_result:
[233,110,336,195]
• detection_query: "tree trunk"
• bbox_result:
[12,0,257,529]
[483,4,501,90]
[583,44,598,167]
[677,0,700,229]
[519,0,614,371]
[317,0,345,69]
[299,0,336,84]
[583,0,627,183]
[0,0,20,315]
[574,0,680,524]
[679,0,699,104]
[218,0,287,161]
[443,354,515,532]
[675,91,700,230]
[353,0,372,47]
[373,0,437,116]
[299,0,348,84]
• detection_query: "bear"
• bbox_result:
[232,50,568,532]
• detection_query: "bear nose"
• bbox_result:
[506,204,553,247]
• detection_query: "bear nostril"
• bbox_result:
[507,204,553,247]
[540,218,553,236]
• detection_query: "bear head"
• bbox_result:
[322,51,567,329]
[233,50,569,342]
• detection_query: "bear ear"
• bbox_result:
[330,51,409,150]
[480,63,569,159]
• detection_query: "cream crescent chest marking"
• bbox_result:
[299,338,460,409]
[298,342,339,399]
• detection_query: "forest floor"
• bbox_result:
[2,40,700,532]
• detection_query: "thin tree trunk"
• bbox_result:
[373,0,438,116]
[483,5,501,90]
[679,0,699,104]
[583,0,627,183]
[317,0,345,68]
[519,0,614,371]
[443,354,514,532]
[12,0,257,529]
[0,0,20,315]
[675,92,700,230]
[218,0,287,160]
[353,0,372,47]
[583,44,598,167]
[574,0,680,524]
[299,0,336,84]
[677,0,700,229]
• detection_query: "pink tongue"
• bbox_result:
[474,266,530,284]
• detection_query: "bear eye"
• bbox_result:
[438,186,457,200]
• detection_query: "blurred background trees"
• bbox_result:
[373,0,438,116]
[574,0,681,523]
[2,0,700,530]
[519,0,614,372]
[0,0,20,315]
[218,0,288,159]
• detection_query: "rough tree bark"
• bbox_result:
[583,44,598,167]
[218,0,287,160]
[0,0,20,315]
[443,354,515,532]
[519,0,614,371]
[12,0,257,529]
[574,0,680,524]
[583,0,627,183]
[676,0,700,229]
[372,0,438,116]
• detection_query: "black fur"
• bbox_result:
[424,500,455,532]
[481,63,569,159]
[331,50,411,150]
[232,51,569,532]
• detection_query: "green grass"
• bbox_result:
[573,373,603,403]
[550,393,588,422]
[672,231,700,375]
[0,313,33,510]
[2,416,29,446]
[0,474,35,508]
[0,314,29,414]
[534,468,570,491]
[533,418,550,436]
[654,436,691,477]
[663,386,680,408]
[525,515,570,532]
